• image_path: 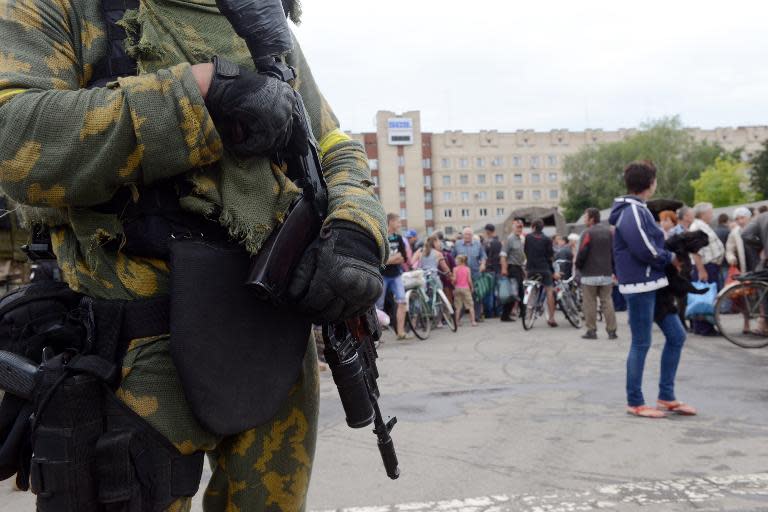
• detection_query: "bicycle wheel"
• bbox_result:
[715,281,768,349]
[406,289,432,340]
[522,284,541,331]
[559,290,582,328]
[437,289,458,332]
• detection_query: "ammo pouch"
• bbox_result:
[0,282,204,511]
[169,238,310,436]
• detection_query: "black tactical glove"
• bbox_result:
[287,221,383,323]
[205,56,307,158]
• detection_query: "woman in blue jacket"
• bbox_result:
[610,161,697,418]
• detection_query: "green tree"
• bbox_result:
[692,156,756,207]
[750,140,768,198]
[561,117,727,221]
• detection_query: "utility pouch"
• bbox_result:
[169,238,310,436]
[30,355,107,512]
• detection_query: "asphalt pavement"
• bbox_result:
[2,311,768,511]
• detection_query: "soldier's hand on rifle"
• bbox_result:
[202,56,308,158]
[286,222,383,323]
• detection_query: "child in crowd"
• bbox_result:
[453,255,477,327]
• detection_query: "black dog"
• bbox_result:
[655,231,710,323]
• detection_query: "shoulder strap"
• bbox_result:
[88,0,140,88]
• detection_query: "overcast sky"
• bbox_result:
[292,0,768,134]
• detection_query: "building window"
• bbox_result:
[422,158,432,169]
[496,207,505,216]
[548,155,558,167]
[513,173,523,184]
[399,191,406,202]
[443,191,452,201]
[496,190,505,200]
[531,172,541,184]
[368,159,379,171]
[460,174,469,185]
[398,155,405,167]
[443,209,453,218]
[459,158,469,168]
[515,190,524,200]
[425,192,433,203]
[479,208,488,217]
[512,156,522,167]
[492,156,504,167]
[494,173,504,184]
[532,190,542,200]
[548,172,558,182]
[445,226,454,236]
[400,208,407,219]
[442,175,451,186]
[424,175,432,188]
[461,208,471,218]
[372,176,379,187]
[477,191,488,200]
[477,174,486,185]
[549,189,559,200]
[441,158,451,169]
[530,156,540,168]
[476,157,485,168]
[399,174,406,187]
[461,191,470,202]
[425,209,434,220]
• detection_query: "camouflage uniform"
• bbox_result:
[0,0,387,510]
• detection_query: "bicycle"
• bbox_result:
[553,260,582,329]
[714,270,768,349]
[405,269,457,340]
[555,274,583,328]
[522,275,547,331]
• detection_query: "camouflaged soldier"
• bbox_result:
[0,0,387,510]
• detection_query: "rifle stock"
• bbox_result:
[0,350,37,400]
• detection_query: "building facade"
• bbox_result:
[352,111,768,237]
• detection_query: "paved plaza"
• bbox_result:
[2,312,768,511]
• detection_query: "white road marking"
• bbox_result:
[315,473,768,512]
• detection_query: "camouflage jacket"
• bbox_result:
[0,0,386,300]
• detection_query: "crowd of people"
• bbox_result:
[379,159,768,418]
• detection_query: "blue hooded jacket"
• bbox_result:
[609,196,673,294]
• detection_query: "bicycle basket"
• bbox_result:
[403,270,426,290]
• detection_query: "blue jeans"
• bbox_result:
[625,291,687,407]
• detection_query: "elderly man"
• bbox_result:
[690,202,725,336]
[501,220,526,321]
[453,227,487,318]
[726,207,753,274]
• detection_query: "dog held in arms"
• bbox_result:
[655,231,710,323]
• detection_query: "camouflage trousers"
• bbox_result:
[116,335,320,512]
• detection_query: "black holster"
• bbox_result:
[0,282,204,512]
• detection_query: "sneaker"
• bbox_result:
[608,331,618,340]
[581,330,597,340]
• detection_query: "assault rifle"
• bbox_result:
[215,0,399,480]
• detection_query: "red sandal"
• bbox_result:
[627,405,666,418]
[657,400,697,416]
